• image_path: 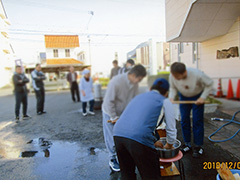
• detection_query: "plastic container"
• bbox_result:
[216,169,240,180]
[94,83,102,101]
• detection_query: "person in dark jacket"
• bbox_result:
[13,66,31,122]
[110,60,121,79]
[31,64,46,115]
[66,66,80,102]
[118,59,135,74]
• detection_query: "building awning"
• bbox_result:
[167,0,240,42]
[44,35,80,48]
[46,58,84,65]
[25,65,90,74]
[127,41,149,58]
[25,58,87,73]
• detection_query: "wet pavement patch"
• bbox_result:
[0,138,120,180]
[31,140,120,180]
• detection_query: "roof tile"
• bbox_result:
[45,35,80,48]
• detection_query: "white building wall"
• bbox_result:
[149,39,158,75]
[170,43,179,64]
[133,40,170,75]
[199,17,240,95]
[46,48,76,59]
[0,5,15,88]
[136,48,141,64]
[156,42,164,72]
[180,43,197,68]
[169,17,240,95]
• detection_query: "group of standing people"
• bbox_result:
[103,61,213,180]
[13,64,47,122]
[13,64,95,122]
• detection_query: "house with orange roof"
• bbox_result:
[25,35,90,91]
[44,35,85,66]
[26,35,89,74]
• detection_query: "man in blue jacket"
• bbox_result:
[113,78,177,180]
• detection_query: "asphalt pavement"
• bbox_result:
[0,89,239,180]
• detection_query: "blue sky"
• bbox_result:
[3,0,165,74]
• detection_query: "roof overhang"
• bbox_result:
[167,0,240,42]
[46,58,84,65]
[25,65,90,73]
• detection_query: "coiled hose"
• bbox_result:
[208,110,240,142]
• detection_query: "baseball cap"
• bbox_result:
[153,78,169,91]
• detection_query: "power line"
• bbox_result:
[8,29,164,38]
[10,37,145,47]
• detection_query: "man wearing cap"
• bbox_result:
[169,62,213,158]
[113,78,177,180]
[79,69,95,116]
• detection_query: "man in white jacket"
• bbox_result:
[169,62,213,158]
[79,69,94,117]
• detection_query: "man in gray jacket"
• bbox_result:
[102,64,146,172]
[31,64,46,115]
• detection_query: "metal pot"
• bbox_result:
[156,137,181,159]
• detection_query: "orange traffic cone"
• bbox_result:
[236,79,240,100]
[226,79,234,99]
[215,78,223,97]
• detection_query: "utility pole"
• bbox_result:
[88,35,91,65]
[86,11,94,65]
[115,52,118,60]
